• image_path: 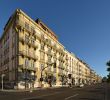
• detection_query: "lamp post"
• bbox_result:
[1,74,5,91]
[40,64,44,87]
[30,72,34,93]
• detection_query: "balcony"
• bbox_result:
[46,60,52,65]
[19,64,37,71]
[19,50,38,60]
[57,48,65,55]
[19,35,25,43]
[16,19,41,39]
[66,56,69,60]
[46,51,53,56]
[58,56,64,61]
[58,66,65,70]
[58,71,63,76]
[45,39,51,46]
[53,44,57,50]
[28,41,38,49]
[19,35,38,49]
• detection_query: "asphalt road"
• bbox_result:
[0,83,110,100]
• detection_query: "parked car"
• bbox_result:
[78,83,84,88]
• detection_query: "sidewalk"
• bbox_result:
[107,83,110,100]
[0,85,67,92]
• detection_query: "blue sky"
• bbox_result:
[0,0,110,77]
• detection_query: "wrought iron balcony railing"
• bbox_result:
[16,19,41,39]
[19,64,37,71]
[19,50,38,60]
[19,35,38,49]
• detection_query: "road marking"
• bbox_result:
[65,94,79,100]
[22,92,62,100]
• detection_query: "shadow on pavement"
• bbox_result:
[26,99,43,100]
[79,98,101,100]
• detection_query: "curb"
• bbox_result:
[0,86,67,92]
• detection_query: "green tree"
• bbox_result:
[106,60,110,82]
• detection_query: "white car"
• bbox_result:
[78,83,84,88]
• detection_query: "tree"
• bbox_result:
[106,60,110,67]
[102,77,107,82]
[106,60,110,82]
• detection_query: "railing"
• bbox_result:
[19,35,38,49]
[57,48,65,54]
[19,50,38,60]
[46,60,52,65]
[19,64,37,71]
[46,50,53,56]
[58,56,64,61]
[28,40,38,48]
[16,19,41,39]
[45,39,51,46]
[58,66,65,70]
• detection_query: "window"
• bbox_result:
[31,38,35,45]
[48,55,51,62]
[41,44,44,50]
[40,52,45,60]
[25,35,29,43]
[31,26,35,33]
[53,67,56,73]
[25,59,29,67]
[31,61,34,68]
[48,47,51,52]
[25,22,29,30]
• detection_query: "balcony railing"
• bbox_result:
[28,40,38,48]
[57,48,65,55]
[16,19,41,39]
[46,60,52,65]
[58,56,64,61]
[58,66,65,70]
[45,39,51,46]
[19,35,38,49]
[19,64,37,71]
[46,51,53,56]
[19,50,38,60]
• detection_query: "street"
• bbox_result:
[0,83,110,100]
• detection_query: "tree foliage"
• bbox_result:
[106,60,110,82]
[106,60,110,67]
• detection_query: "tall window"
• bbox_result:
[41,43,44,50]
[25,59,29,67]
[53,66,56,73]
[48,47,51,53]
[40,52,45,60]
[25,22,29,30]
[31,37,35,45]
[25,34,29,43]
[31,26,35,33]
[31,61,34,68]
[48,55,51,71]
[48,55,51,63]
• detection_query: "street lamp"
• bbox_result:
[40,64,44,87]
[30,72,34,93]
[1,74,5,91]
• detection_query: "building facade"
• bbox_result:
[0,9,102,89]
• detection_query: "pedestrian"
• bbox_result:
[68,78,72,88]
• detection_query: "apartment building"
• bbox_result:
[0,9,101,89]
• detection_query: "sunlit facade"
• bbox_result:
[0,9,102,89]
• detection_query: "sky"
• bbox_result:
[0,0,110,77]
